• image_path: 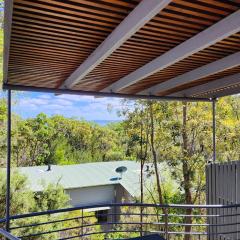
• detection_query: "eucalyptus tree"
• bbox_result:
[120,99,213,239]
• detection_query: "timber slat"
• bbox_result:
[7,0,240,98]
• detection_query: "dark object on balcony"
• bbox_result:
[127,234,165,240]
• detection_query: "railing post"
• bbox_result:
[6,90,11,232]
[212,98,217,162]
[81,208,83,237]
[140,205,143,237]
[165,208,169,240]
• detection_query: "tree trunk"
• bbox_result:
[149,102,164,205]
[149,102,168,237]
[182,102,193,240]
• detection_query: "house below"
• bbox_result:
[18,161,147,205]
[17,161,160,223]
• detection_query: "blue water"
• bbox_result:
[93,120,120,126]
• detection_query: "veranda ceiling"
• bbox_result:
[3,0,240,101]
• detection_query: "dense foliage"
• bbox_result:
[0,111,129,167]
[0,97,240,203]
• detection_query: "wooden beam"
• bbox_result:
[3,0,14,83]
[140,51,240,95]
[102,10,240,93]
[61,0,171,89]
[170,73,240,97]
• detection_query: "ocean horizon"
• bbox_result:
[92,120,120,126]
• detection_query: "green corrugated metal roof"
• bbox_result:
[17,161,142,195]
[16,161,177,198]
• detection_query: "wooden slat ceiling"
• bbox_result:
[120,32,240,94]
[4,0,240,100]
[8,0,140,87]
[163,65,240,96]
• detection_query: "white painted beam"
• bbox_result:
[170,73,240,97]
[3,0,14,83]
[140,51,240,95]
[61,0,171,89]
[102,10,240,93]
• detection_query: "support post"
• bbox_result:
[6,90,11,232]
[212,99,216,162]
[140,110,144,237]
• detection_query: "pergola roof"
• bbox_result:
[3,0,240,101]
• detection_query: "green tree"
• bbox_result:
[0,170,35,219]
[120,100,213,239]
[0,98,7,165]
[0,170,70,239]
[13,113,55,166]
[35,183,69,212]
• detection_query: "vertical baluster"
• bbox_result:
[81,208,84,237]
[237,162,240,240]
[165,208,169,240]
[140,205,143,237]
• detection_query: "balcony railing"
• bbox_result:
[0,203,240,239]
[0,228,20,240]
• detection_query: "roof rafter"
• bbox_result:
[170,73,240,98]
[61,0,171,89]
[102,10,240,93]
[140,51,240,95]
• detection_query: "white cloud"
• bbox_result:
[14,93,127,121]
[54,99,73,106]
[56,94,94,102]
[38,94,52,99]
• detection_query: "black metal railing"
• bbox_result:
[0,228,20,240]
[0,203,240,239]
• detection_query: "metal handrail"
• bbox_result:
[1,202,240,239]
[0,218,6,224]
[5,202,240,220]
[0,228,21,240]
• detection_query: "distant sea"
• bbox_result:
[93,120,121,126]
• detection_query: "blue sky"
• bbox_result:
[10,91,131,121]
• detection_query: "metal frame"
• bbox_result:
[2,84,212,102]
[0,228,20,240]
[6,90,11,232]
[3,85,217,234]
[212,99,217,162]
[3,75,218,239]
